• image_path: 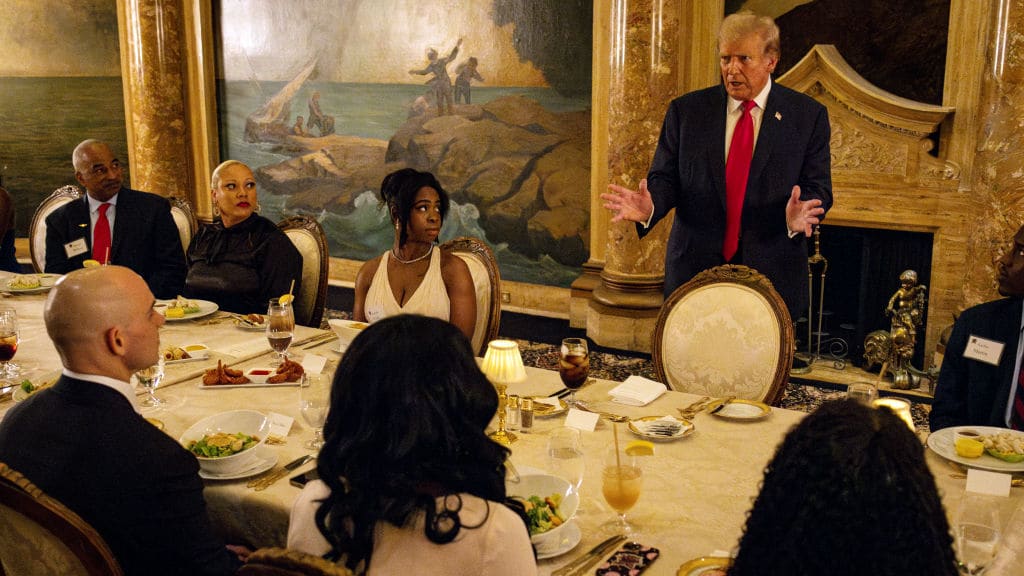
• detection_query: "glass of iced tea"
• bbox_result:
[0,309,19,381]
[602,445,643,534]
[558,338,589,407]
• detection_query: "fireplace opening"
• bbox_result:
[798,224,934,369]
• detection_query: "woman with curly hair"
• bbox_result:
[728,398,958,576]
[287,314,536,575]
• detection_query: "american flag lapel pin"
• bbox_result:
[775,111,782,121]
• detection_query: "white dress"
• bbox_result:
[364,246,451,323]
[287,480,537,576]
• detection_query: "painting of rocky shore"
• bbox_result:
[215,0,592,288]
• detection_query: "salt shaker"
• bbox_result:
[520,397,535,432]
[506,394,521,432]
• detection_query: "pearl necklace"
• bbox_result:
[391,246,432,264]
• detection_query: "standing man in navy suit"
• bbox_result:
[601,12,832,322]
[44,139,186,299]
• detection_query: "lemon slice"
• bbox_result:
[82,259,101,268]
[955,437,984,459]
[278,293,295,306]
[625,440,655,456]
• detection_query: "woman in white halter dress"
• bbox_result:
[353,169,476,340]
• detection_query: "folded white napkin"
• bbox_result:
[609,375,667,406]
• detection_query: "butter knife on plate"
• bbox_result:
[552,534,626,576]
[710,396,736,414]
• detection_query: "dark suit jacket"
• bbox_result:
[44,188,186,298]
[0,377,240,576]
[930,298,1021,430]
[642,82,833,317]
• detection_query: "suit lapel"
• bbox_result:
[710,88,728,210]
[747,87,783,198]
[996,299,1023,417]
[110,189,131,260]
[72,196,92,251]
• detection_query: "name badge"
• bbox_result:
[964,335,1004,366]
[64,237,88,259]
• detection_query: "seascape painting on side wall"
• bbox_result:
[215,0,593,288]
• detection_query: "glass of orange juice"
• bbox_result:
[602,445,643,534]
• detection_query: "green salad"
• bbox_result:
[522,493,565,535]
[187,432,260,458]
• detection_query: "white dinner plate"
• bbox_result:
[927,426,1024,473]
[536,520,581,560]
[198,446,278,481]
[155,299,219,321]
[707,399,772,421]
[5,274,58,294]
[628,415,695,440]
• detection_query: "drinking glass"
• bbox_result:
[136,359,165,409]
[0,309,19,382]
[267,298,295,366]
[547,427,584,497]
[846,382,878,405]
[602,445,643,534]
[558,338,589,407]
[956,493,1002,575]
[300,374,330,451]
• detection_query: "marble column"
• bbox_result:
[116,0,194,199]
[582,0,682,351]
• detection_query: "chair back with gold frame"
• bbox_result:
[29,185,83,272]
[278,215,329,328]
[0,462,123,576]
[652,264,793,405]
[441,237,501,356]
[236,547,353,576]
[168,196,197,254]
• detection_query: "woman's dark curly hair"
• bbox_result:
[380,168,450,248]
[728,398,957,576]
[313,314,525,572]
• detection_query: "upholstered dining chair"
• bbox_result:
[652,264,794,405]
[0,462,123,576]
[29,185,83,272]
[236,547,353,576]
[441,236,501,356]
[168,196,197,254]
[278,215,329,328]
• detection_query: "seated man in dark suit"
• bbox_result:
[931,223,1024,430]
[44,139,186,298]
[0,266,245,575]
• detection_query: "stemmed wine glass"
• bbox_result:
[267,298,295,366]
[956,493,1002,575]
[300,374,330,451]
[136,358,165,409]
[547,427,585,498]
[602,444,643,535]
[558,338,589,407]
[0,309,20,382]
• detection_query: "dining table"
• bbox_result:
[0,272,1022,575]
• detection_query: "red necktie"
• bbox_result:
[93,203,111,264]
[1012,352,1024,430]
[723,100,756,261]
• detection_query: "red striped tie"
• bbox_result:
[723,100,756,261]
[1013,358,1024,430]
[93,203,111,264]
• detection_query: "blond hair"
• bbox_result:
[210,160,250,190]
[719,11,780,59]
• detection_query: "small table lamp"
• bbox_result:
[480,339,526,447]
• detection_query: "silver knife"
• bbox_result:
[552,534,626,576]
[710,396,736,414]
[247,454,315,489]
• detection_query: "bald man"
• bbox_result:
[44,139,186,298]
[0,267,242,576]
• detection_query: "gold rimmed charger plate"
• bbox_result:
[707,398,771,421]
[677,556,732,576]
[628,415,695,441]
[532,397,568,417]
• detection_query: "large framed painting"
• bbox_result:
[0,0,127,236]
[213,0,592,288]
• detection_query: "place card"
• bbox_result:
[564,408,600,431]
[301,353,327,375]
[966,468,1012,497]
[267,412,294,440]
[609,375,667,406]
